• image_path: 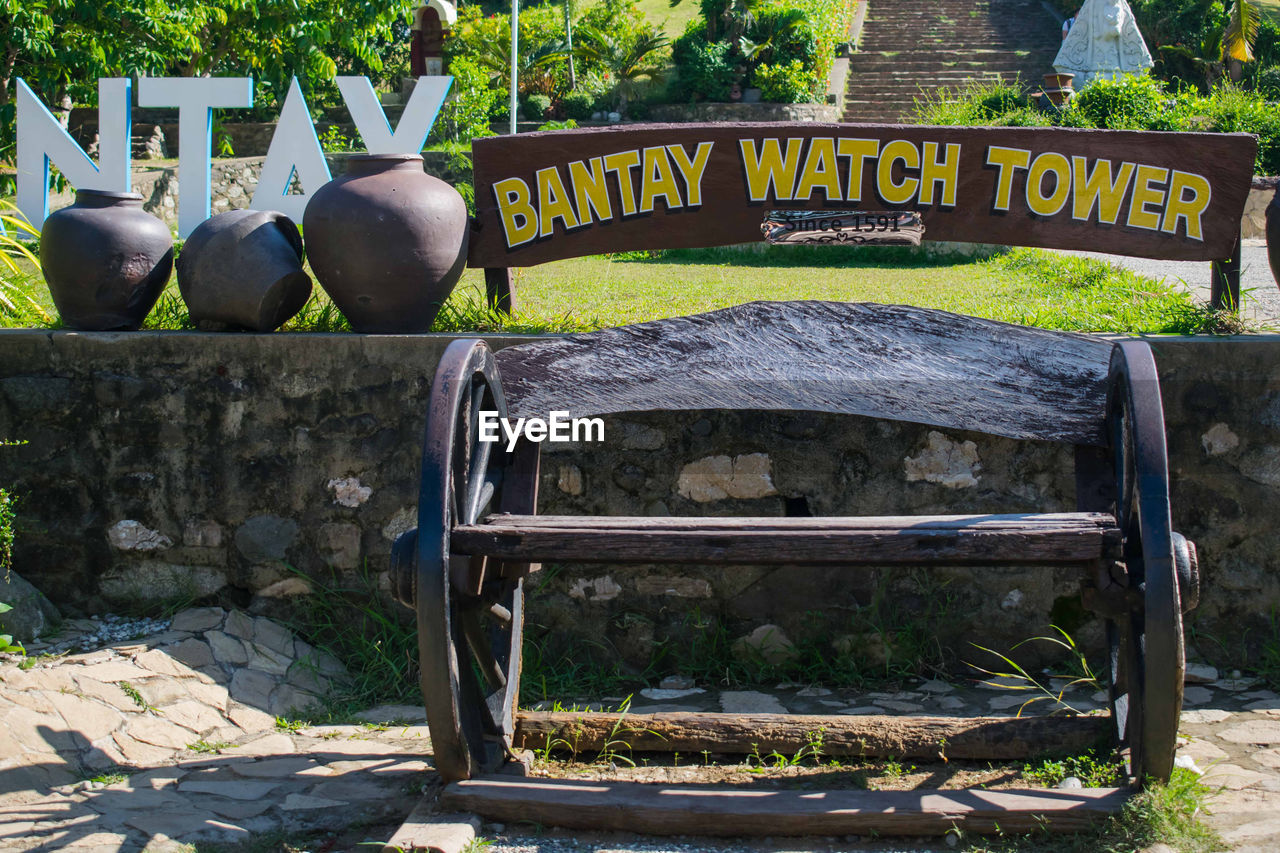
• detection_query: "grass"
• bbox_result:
[274,562,420,722]
[632,0,700,39]
[0,235,1262,335]
[1022,751,1123,788]
[523,570,957,702]
[959,768,1220,852]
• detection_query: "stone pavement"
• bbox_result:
[3,608,1280,851]
[0,608,433,850]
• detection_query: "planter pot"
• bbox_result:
[176,209,311,331]
[302,153,469,333]
[1043,73,1075,90]
[39,190,173,331]
[1044,88,1073,107]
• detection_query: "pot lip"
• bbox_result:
[345,153,424,163]
[74,189,145,201]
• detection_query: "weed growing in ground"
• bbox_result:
[961,768,1220,852]
[968,625,1102,715]
[187,739,232,754]
[1022,750,1123,788]
[82,772,128,786]
[280,562,419,718]
[118,681,150,710]
[274,716,309,733]
[1256,607,1280,691]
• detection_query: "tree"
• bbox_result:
[574,23,669,115]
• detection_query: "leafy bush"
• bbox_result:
[432,56,499,143]
[1198,84,1280,174]
[753,60,816,103]
[1255,66,1280,99]
[562,89,596,120]
[1067,75,1197,130]
[671,25,735,102]
[917,74,1280,175]
[522,93,551,120]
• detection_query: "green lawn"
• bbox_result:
[1,245,1242,335]
[445,245,1237,334]
[632,0,700,39]
[1260,0,1280,23]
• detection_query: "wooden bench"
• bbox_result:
[388,122,1272,836]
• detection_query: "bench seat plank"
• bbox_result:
[453,512,1119,565]
[496,301,1114,446]
[441,777,1129,836]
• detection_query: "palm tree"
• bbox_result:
[1223,0,1261,64]
[574,24,669,116]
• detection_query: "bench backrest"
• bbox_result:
[496,301,1114,446]
[467,123,1257,268]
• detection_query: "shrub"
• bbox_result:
[671,24,735,102]
[432,56,500,143]
[1255,66,1280,100]
[1199,84,1280,174]
[1065,75,1196,130]
[522,93,552,120]
[915,74,1280,175]
[753,60,816,103]
[562,89,596,120]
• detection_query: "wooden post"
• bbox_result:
[484,267,515,314]
[1267,183,1279,291]
[1210,231,1242,311]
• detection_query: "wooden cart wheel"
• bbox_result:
[415,339,525,782]
[1105,340,1184,786]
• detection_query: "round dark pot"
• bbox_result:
[39,190,173,331]
[176,209,312,332]
[302,154,469,333]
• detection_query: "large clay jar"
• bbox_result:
[303,154,469,333]
[40,190,173,331]
[176,209,312,331]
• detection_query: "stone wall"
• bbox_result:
[649,103,842,123]
[45,153,473,231]
[1244,178,1278,240]
[1,331,1278,677]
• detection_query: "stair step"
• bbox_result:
[442,777,1130,837]
[452,512,1119,565]
[844,0,1062,119]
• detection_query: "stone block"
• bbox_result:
[0,570,61,641]
[234,515,299,562]
[170,607,225,633]
[316,522,361,569]
[677,453,777,502]
[182,521,224,549]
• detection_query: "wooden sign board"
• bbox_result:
[468,123,1256,267]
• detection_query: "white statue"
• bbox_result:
[1054,0,1153,88]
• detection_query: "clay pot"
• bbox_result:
[39,190,173,331]
[302,154,469,333]
[1044,88,1073,107]
[176,209,312,331]
[1043,73,1075,91]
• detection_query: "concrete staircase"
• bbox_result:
[842,0,1063,123]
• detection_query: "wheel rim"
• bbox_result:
[1106,341,1184,785]
[416,339,524,782]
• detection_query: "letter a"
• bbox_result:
[252,78,332,221]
